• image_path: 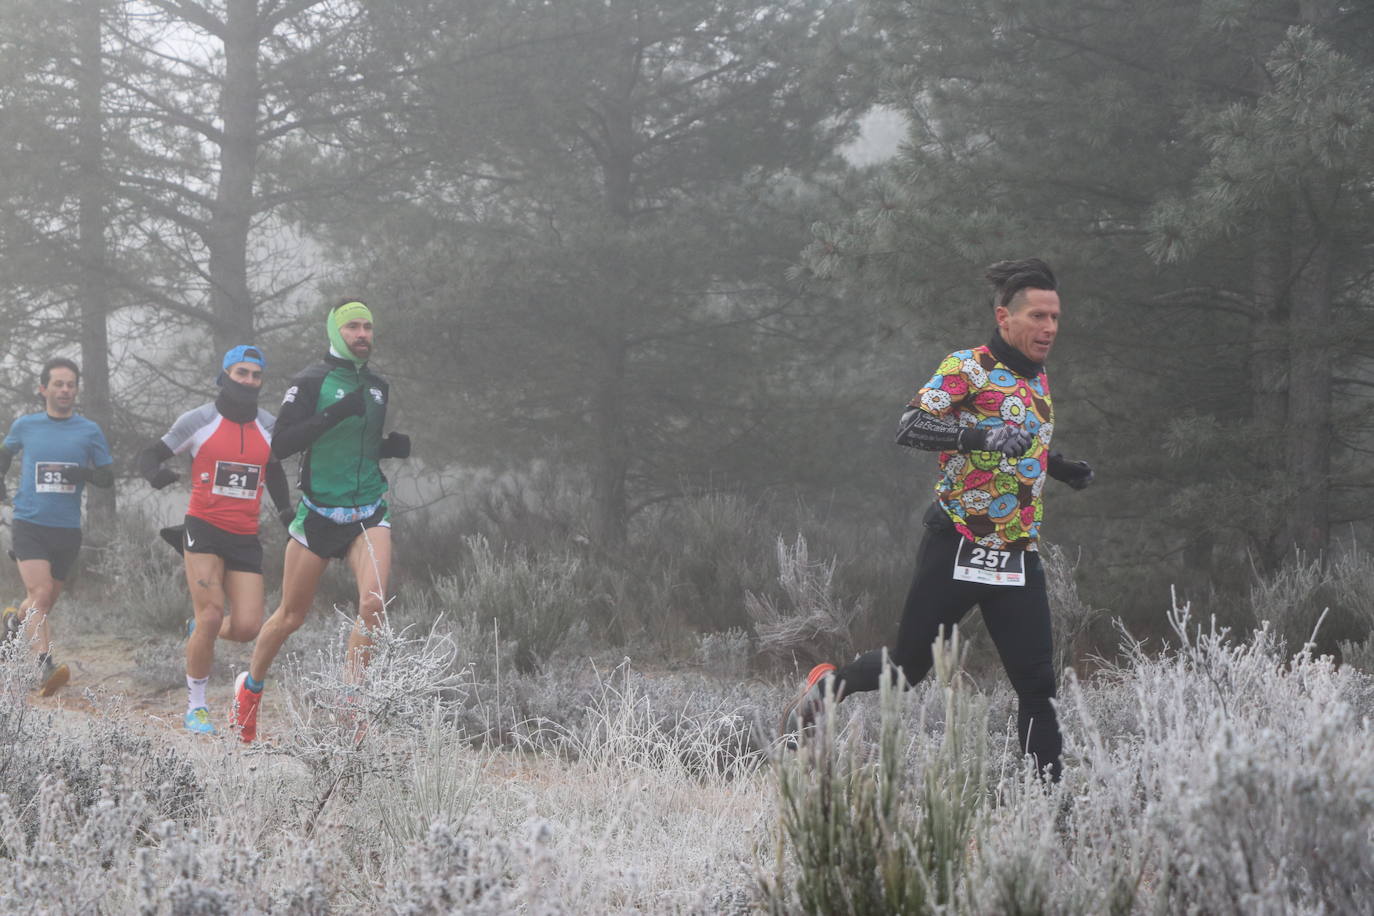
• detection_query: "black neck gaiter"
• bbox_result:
[988,330,1044,379]
[216,379,260,423]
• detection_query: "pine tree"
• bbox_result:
[326,0,875,546]
[0,0,121,519]
[807,0,1374,594]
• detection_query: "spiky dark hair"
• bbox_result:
[985,258,1057,311]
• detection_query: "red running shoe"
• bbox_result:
[230,671,262,743]
[780,662,838,742]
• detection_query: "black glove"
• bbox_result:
[149,467,180,490]
[1048,452,1094,490]
[380,432,411,459]
[58,466,90,485]
[278,506,297,528]
[323,388,367,422]
[959,425,1033,457]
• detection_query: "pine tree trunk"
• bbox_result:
[1284,211,1334,554]
[1280,0,1344,556]
[209,0,259,351]
[587,61,637,549]
[590,341,630,547]
[76,0,115,527]
[1247,206,1292,566]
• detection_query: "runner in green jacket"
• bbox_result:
[231,300,411,742]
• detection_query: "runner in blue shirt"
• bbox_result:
[0,358,114,694]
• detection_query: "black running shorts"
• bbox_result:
[288,502,390,560]
[183,514,264,575]
[11,519,83,581]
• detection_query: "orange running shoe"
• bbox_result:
[38,656,70,697]
[230,671,262,743]
[780,662,838,741]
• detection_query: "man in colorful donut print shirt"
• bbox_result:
[783,258,1093,780]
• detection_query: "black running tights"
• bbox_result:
[833,511,1062,779]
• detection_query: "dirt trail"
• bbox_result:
[25,631,290,745]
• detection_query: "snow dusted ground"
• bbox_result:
[2,596,1373,914]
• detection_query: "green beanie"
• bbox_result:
[328,300,373,367]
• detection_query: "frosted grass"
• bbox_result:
[2,583,1373,913]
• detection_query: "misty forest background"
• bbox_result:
[2,0,1374,668]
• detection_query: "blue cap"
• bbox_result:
[222,345,265,372]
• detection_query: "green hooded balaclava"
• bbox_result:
[328,300,373,367]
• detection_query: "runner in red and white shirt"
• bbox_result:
[137,346,293,735]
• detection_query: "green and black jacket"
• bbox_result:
[272,354,389,508]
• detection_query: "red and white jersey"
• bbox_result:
[161,403,276,535]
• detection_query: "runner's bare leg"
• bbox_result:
[17,558,63,657]
[184,550,227,679]
[344,525,392,682]
[248,539,329,683]
[222,569,265,642]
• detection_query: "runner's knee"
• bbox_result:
[1007,658,1056,704]
[195,597,225,620]
[222,618,261,642]
[25,586,55,611]
[357,592,386,623]
[274,605,311,633]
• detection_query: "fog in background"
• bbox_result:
[1,0,1372,653]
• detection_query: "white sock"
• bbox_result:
[187,675,209,712]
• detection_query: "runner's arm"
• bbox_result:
[895,408,962,451]
[1047,452,1094,490]
[264,459,291,514]
[62,464,114,487]
[896,408,1031,456]
[271,387,365,459]
[137,441,179,489]
[899,352,982,451]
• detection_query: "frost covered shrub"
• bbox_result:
[277,615,472,834]
[637,492,775,634]
[1051,598,1374,914]
[10,570,1374,914]
[1242,543,1374,656]
[761,594,1374,916]
[760,633,988,915]
[382,816,607,915]
[0,653,200,833]
[377,717,485,851]
[697,626,753,678]
[746,534,867,670]
[78,511,187,635]
[527,661,769,779]
[1338,634,1374,672]
[437,535,587,674]
[1039,541,1105,677]
[0,777,345,915]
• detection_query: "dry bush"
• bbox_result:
[759,632,988,914]
[1039,541,1108,678]
[746,534,867,671]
